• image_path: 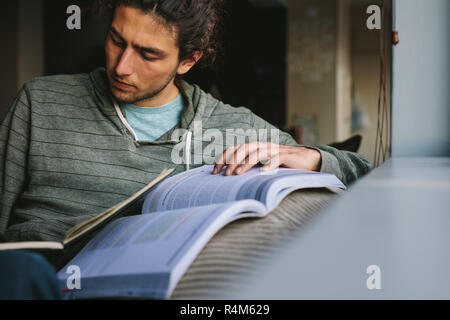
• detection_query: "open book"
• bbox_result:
[0,168,174,252]
[57,165,345,300]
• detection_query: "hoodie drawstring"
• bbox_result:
[185,130,192,171]
[112,97,139,141]
[113,95,192,171]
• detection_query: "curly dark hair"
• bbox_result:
[96,0,225,69]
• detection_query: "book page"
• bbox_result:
[142,165,345,214]
[232,168,345,209]
[142,165,273,213]
[0,241,64,251]
[257,172,346,210]
[57,199,265,299]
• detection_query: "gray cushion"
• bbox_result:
[171,188,340,299]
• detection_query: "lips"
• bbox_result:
[112,77,135,90]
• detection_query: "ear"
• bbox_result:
[177,51,204,75]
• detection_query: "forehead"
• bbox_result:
[111,5,179,52]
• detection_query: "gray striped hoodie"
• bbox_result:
[0,67,372,244]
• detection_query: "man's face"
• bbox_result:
[105,5,185,106]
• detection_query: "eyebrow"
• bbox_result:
[109,26,168,58]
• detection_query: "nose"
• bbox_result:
[115,47,134,77]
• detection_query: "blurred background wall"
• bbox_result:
[392,0,450,157]
[0,2,19,121]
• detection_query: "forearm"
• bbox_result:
[249,111,373,185]
[276,127,372,185]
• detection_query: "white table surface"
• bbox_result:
[230,157,450,299]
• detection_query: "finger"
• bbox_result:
[261,153,286,172]
[223,147,240,175]
[235,144,283,175]
[214,143,280,175]
[234,148,274,175]
[216,142,259,175]
[236,142,263,164]
[213,145,238,174]
[225,142,262,175]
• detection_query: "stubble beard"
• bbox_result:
[111,66,178,105]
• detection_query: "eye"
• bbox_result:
[110,34,124,47]
[141,52,157,61]
[142,55,157,62]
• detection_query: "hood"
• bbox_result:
[89,67,220,169]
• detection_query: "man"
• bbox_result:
[0,0,371,262]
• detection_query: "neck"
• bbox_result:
[134,81,180,108]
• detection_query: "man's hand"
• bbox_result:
[212,142,322,176]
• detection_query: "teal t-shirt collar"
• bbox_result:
[119,94,184,142]
[119,94,183,114]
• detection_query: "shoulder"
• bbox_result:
[21,72,94,102]
[25,72,91,90]
[16,72,103,118]
[178,80,255,123]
